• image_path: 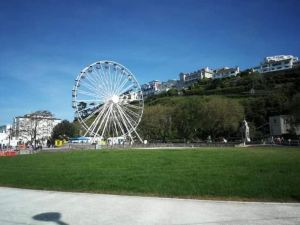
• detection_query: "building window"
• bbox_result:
[273,119,277,123]
[272,62,281,66]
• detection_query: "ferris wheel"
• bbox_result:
[72,60,144,143]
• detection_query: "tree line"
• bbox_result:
[139,96,244,142]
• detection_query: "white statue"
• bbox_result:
[242,119,251,144]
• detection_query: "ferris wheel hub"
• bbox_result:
[111,95,119,104]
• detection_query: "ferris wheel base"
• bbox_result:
[90,132,143,145]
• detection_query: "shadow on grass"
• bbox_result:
[33,212,68,225]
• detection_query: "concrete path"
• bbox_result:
[0,187,299,225]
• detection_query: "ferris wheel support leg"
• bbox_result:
[116,104,143,144]
[133,129,143,144]
[116,105,135,144]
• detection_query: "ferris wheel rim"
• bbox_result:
[72,60,144,142]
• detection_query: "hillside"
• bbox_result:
[140,68,300,142]
[146,67,300,99]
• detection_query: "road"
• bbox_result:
[0,187,299,225]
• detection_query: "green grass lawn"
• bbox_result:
[0,147,300,202]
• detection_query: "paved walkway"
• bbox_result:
[0,187,299,225]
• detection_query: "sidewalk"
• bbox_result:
[0,187,299,225]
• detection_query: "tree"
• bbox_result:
[139,105,175,142]
[198,97,244,139]
[51,120,79,141]
[166,88,178,96]
[173,98,203,141]
[289,93,300,126]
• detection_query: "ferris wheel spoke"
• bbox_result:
[76,91,104,102]
[112,66,120,95]
[82,103,106,124]
[75,99,104,103]
[100,105,113,138]
[117,104,143,143]
[107,64,114,94]
[100,65,113,95]
[115,105,134,142]
[122,105,141,120]
[122,103,140,116]
[121,107,139,128]
[96,64,111,96]
[110,64,118,96]
[77,89,96,96]
[114,68,124,95]
[80,87,108,101]
[113,70,125,95]
[104,69,115,97]
[85,72,107,98]
[123,103,143,110]
[107,65,116,96]
[118,83,135,96]
[86,70,101,89]
[93,104,113,138]
[99,63,111,95]
[80,75,101,93]
[80,82,103,98]
[112,108,126,137]
[94,67,110,95]
[77,89,102,99]
[85,103,110,136]
[111,110,119,137]
[116,104,138,129]
[83,72,100,91]
[85,113,102,136]
[76,104,100,114]
[111,108,122,137]
[115,77,130,96]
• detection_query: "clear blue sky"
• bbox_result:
[1,0,300,124]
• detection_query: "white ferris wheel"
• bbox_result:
[72,60,144,143]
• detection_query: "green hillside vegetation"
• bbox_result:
[140,96,244,142]
[140,68,300,142]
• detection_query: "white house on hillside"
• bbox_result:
[253,55,299,73]
[179,67,214,88]
[141,80,161,97]
[213,67,240,79]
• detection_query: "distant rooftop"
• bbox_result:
[264,55,298,63]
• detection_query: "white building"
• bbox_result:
[269,115,300,136]
[213,67,240,79]
[161,79,178,92]
[0,125,18,148]
[254,55,298,73]
[13,111,61,146]
[292,59,300,68]
[141,80,161,97]
[179,67,214,88]
[180,67,213,82]
[120,91,141,103]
